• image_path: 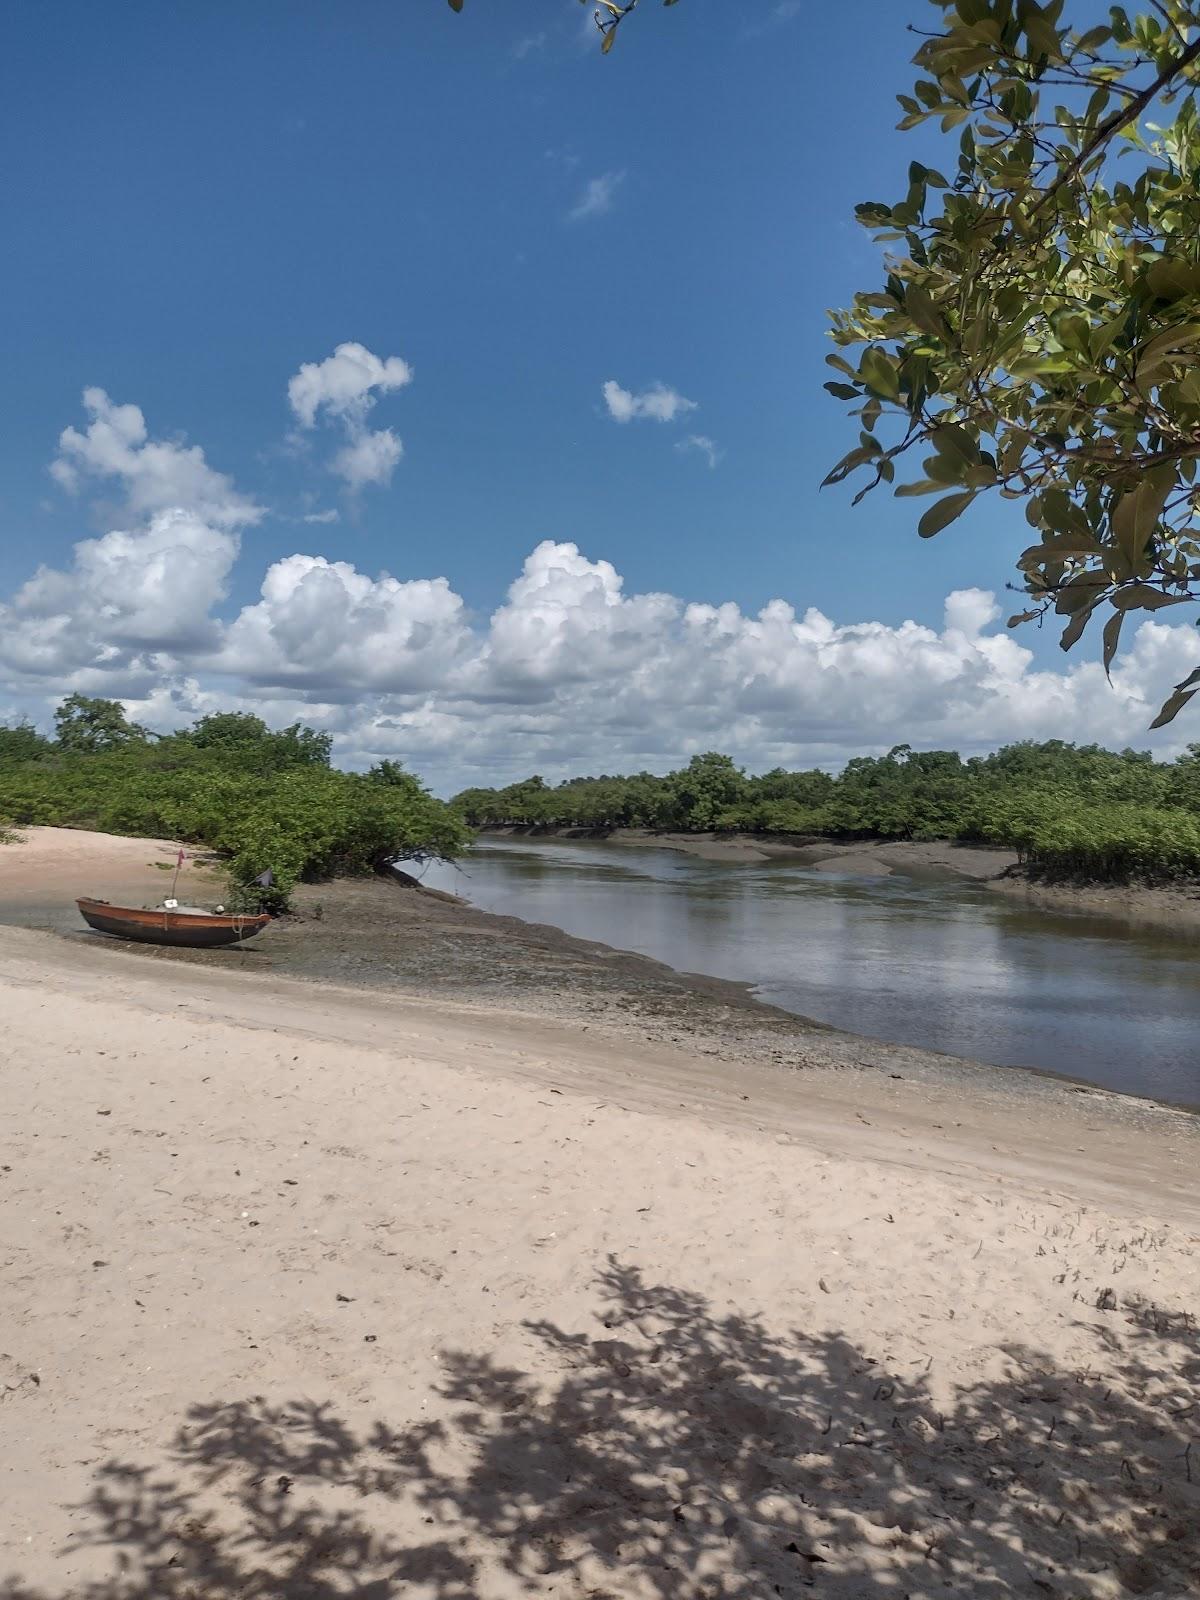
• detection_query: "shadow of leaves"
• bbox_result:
[2,1258,1196,1597]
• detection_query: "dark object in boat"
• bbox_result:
[76,898,271,948]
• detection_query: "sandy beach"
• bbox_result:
[2,828,1198,1597]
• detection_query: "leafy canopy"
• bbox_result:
[54,693,147,753]
[453,739,1200,882]
[825,1,1200,723]
[0,703,467,912]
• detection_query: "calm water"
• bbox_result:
[419,838,1200,1106]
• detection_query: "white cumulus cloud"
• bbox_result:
[5,527,1200,795]
[11,384,1200,786]
[50,388,262,530]
[331,428,403,491]
[603,380,698,425]
[287,342,413,429]
[0,510,237,689]
[287,342,413,493]
[218,553,470,695]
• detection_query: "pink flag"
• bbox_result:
[177,849,186,866]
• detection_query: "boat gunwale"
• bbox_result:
[75,898,272,946]
[76,897,271,930]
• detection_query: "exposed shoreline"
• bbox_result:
[479,823,1200,929]
[1,825,1196,1118]
[3,827,1200,1595]
[3,867,1200,1597]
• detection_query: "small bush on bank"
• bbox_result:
[0,705,468,911]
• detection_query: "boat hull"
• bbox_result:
[76,899,271,948]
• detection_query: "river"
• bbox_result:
[419,836,1200,1107]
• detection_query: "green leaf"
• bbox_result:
[1110,584,1189,611]
[821,445,876,488]
[1150,666,1200,729]
[1091,312,1129,359]
[1076,24,1111,50]
[859,348,900,400]
[1136,322,1200,378]
[823,382,861,400]
[447,0,463,9]
[918,491,975,537]
[1018,531,1104,565]
[1054,574,1107,616]
[894,479,947,497]
[1111,464,1175,565]
[1059,600,1100,650]
[1024,14,1062,59]
[903,285,949,338]
[1101,610,1123,678]
[931,423,977,466]
[1057,315,1091,355]
[1145,259,1200,302]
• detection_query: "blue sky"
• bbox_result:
[3,0,1000,615]
[2,0,1195,787]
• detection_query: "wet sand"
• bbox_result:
[1,826,1193,1111]
[479,824,1015,874]
[1,829,1199,1597]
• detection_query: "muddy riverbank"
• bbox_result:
[3,825,1196,1119]
[480,824,1200,928]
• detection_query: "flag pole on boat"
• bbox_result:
[169,847,186,903]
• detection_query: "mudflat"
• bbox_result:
[481,823,1200,928]
[1,827,1198,1597]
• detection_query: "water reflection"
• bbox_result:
[420,839,1200,1106]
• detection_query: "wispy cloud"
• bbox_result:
[545,145,582,172]
[603,380,698,425]
[568,170,626,222]
[676,433,723,469]
[513,31,546,60]
[302,508,341,524]
[743,1,803,39]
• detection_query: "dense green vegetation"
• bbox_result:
[0,702,467,911]
[454,743,1200,884]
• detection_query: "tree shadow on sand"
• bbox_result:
[3,1259,1196,1598]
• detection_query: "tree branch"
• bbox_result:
[1033,33,1200,215]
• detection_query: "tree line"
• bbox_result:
[0,698,468,911]
[453,743,1200,883]
[9,700,1200,890]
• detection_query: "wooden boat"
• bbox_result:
[76,898,271,948]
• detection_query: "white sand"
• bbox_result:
[1,829,1198,1597]
[0,824,218,918]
